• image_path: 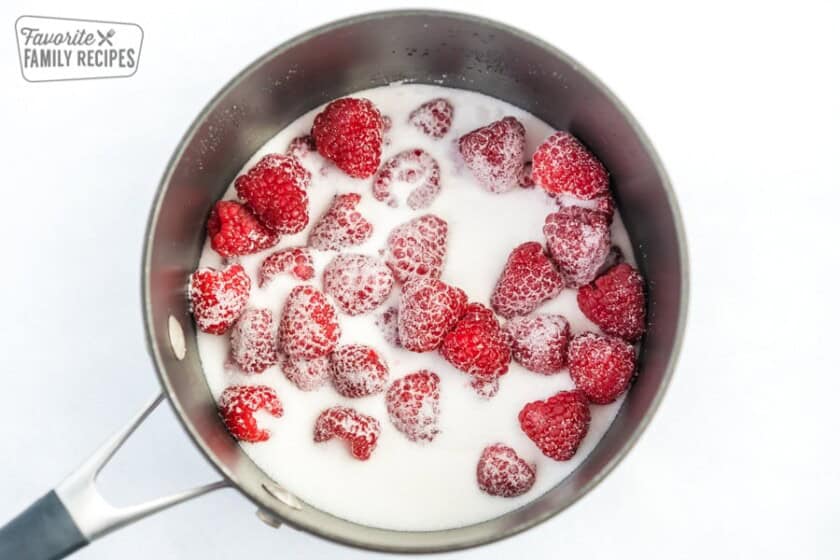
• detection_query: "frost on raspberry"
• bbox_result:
[503,314,571,375]
[330,344,389,398]
[323,253,394,316]
[518,162,535,188]
[568,332,636,404]
[372,149,441,210]
[189,263,250,335]
[543,206,611,288]
[383,214,448,283]
[286,135,316,160]
[376,306,401,348]
[234,153,311,234]
[458,116,526,193]
[230,308,279,374]
[397,278,468,352]
[554,192,615,223]
[313,406,381,461]
[477,444,536,497]
[577,263,646,342]
[308,193,373,251]
[532,131,609,200]
[408,98,454,138]
[282,355,330,391]
[206,200,279,258]
[219,385,283,443]
[258,247,315,287]
[385,370,441,443]
[278,285,341,360]
[490,241,564,318]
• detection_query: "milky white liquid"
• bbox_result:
[196,84,636,531]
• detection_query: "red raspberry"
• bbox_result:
[230,308,279,374]
[568,332,636,404]
[532,131,609,200]
[278,285,341,360]
[543,206,611,288]
[518,162,535,188]
[470,377,500,399]
[189,263,250,335]
[439,303,511,391]
[578,263,645,342]
[234,153,311,234]
[372,149,441,210]
[458,116,526,193]
[477,444,536,497]
[398,278,467,352]
[490,242,565,318]
[409,98,454,138]
[206,200,279,258]
[308,193,373,251]
[312,97,384,178]
[258,247,315,287]
[286,135,316,159]
[519,389,590,461]
[503,314,571,375]
[314,406,381,460]
[330,344,389,398]
[323,254,394,316]
[219,385,283,443]
[554,192,615,223]
[282,355,330,392]
[385,370,441,443]
[376,306,401,348]
[383,214,448,283]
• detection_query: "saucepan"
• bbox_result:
[0,9,688,559]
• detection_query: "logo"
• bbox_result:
[15,16,143,82]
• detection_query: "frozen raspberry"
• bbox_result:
[518,162,535,188]
[503,314,571,375]
[385,370,441,443]
[543,206,611,288]
[398,278,467,352]
[409,98,454,138]
[286,135,316,159]
[532,131,609,200]
[278,285,341,360]
[376,306,401,347]
[330,344,389,398]
[323,254,394,316]
[383,214,448,283]
[519,389,590,461]
[490,242,564,318]
[206,200,279,258]
[189,263,250,335]
[568,332,636,404]
[477,444,536,497]
[282,355,330,391]
[381,115,392,133]
[314,406,381,460]
[458,116,526,193]
[258,247,315,287]
[577,263,646,342]
[372,149,441,209]
[230,308,279,374]
[234,153,311,234]
[439,303,511,391]
[219,385,283,443]
[308,193,373,251]
[311,97,384,178]
[554,192,615,223]
[471,377,500,399]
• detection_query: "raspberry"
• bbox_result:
[311,97,384,178]
[323,254,394,316]
[568,332,636,404]
[372,149,441,210]
[577,263,646,342]
[383,214,448,283]
[532,131,609,200]
[503,314,571,375]
[330,344,389,398]
[286,135,316,159]
[258,247,315,287]
[477,444,536,497]
[219,385,283,443]
[519,389,590,461]
[230,308,279,374]
[518,162,535,188]
[458,116,526,193]
[408,98,454,138]
[234,153,311,234]
[543,206,611,288]
[439,303,511,391]
[189,263,250,335]
[282,355,330,392]
[386,370,441,443]
[376,306,401,348]
[206,200,279,258]
[278,285,341,360]
[471,377,500,399]
[554,192,615,223]
[397,278,467,352]
[490,242,565,318]
[308,193,373,251]
[313,406,381,460]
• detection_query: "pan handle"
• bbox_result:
[0,393,229,560]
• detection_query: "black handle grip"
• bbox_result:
[0,491,88,560]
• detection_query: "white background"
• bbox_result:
[1,0,838,558]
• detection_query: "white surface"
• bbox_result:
[0,0,838,558]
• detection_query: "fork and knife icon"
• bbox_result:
[97,29,115,46]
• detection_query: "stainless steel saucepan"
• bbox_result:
[0,10,688,559]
